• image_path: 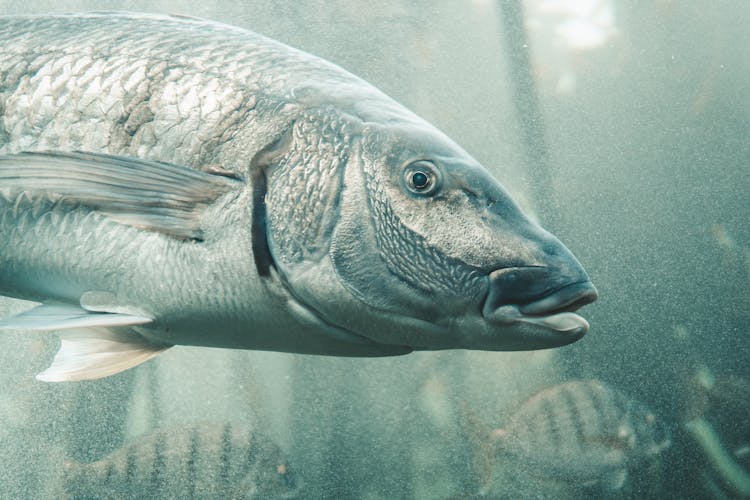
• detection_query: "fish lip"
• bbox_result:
[482,279,597,335]
[518,281,598,316]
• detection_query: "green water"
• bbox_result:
[0,1,747,498]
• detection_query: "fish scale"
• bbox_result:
[0,16,280,163]
[265,110,349,266]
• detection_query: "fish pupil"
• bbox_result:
[411,171,430,190]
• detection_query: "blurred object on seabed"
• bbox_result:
[683,365,750,498]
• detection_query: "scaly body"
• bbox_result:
[0,14,384,355]
[0,13,597,381]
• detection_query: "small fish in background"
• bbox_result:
[62,423,299,499]
[488,379,670,492]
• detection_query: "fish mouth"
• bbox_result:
[518,281,598,317]
[482,268,598,336]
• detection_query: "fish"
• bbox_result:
[489,379,670,491]
[0,13,597,382]
[62,423,299,499]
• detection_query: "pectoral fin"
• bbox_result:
[0,302,152,331]
[37,328,170,382]
[0,150,241,240]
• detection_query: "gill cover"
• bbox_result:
[263,112,349,273]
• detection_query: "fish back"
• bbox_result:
[0,13,363,166]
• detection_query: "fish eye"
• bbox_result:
[403,160,441,196]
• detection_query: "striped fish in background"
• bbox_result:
[491,379,671,491]
[63,423,299,499]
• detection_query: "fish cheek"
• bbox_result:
[358,151,487,314]
[328,157,421,315]
[330,152,484,321]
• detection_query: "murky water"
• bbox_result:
[0,1,747,498]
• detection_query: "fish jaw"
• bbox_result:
[484,309,589,348]
[345,276,597,352]
[355,281,595,352]
[276,251,595,353]
[426,313,585,351]
[480,276,598,347]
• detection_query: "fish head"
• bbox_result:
[264,112,596,352]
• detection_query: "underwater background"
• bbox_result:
[0,0,747,498]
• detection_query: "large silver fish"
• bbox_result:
[0,13,597,381]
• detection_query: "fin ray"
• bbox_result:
[0,302,152,331]
[36,328,170,382]
[0,151,241,239]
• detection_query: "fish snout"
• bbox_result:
[482,266,598,336]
